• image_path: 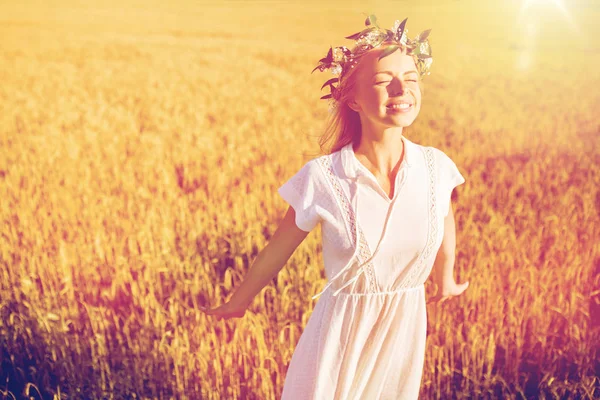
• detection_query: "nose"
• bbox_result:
[389,78,409,96]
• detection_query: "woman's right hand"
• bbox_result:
[198,205,310,321]
[199,300,249,321]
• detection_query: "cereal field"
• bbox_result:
[1,0,599,398]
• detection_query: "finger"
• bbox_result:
[427,295,444,304]
[201,306,219,315]
[426,296,438,304]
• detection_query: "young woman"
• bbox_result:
[201,16,469,399]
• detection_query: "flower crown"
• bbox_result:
[311,14,433,113]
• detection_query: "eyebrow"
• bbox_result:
[373,70,418,77]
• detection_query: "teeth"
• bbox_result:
[388,103,411,109]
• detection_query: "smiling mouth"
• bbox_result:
[386,103,413,112]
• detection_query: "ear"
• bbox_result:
[347,98,360,112]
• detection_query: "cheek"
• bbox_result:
[412,89,422,103]
[366,86,383,98]
[374,87,392,104]
[361,88,385,109]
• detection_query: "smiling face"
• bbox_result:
[346,44,422,129]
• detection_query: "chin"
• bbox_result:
[388,113,417,121]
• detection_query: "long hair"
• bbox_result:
[315,41,426,156]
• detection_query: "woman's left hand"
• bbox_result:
[427,280,469,305]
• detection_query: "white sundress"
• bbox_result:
[277,135,466,400]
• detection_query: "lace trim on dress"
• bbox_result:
[396,147,438,289]
[316,156,378,295]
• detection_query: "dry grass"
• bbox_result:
[1,0,599,399]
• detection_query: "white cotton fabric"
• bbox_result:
[277,136,466,400]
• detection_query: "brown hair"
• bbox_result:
[314,41,425,156]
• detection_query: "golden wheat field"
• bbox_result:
[1,0,600,398]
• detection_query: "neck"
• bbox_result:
[353,129,406,177]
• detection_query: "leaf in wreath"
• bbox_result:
[319,57,329,63]
[326,46,333,60]
[345,27,375,40]
[320,94,333,100]
[418,29,431,42]
[417,53,432,59]
[345,30,362,40]
[321,77,340,90]
[365,14,377,27]
[378,44,399,61]
[385,29,394,42]
[396,18,408,41]
[311,65,324,74]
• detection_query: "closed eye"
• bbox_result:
[376,79,417,84]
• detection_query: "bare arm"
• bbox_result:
[427,198,469,304]
[432,201,459,286]
[201,206,311,319]
[228,206,310,307]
